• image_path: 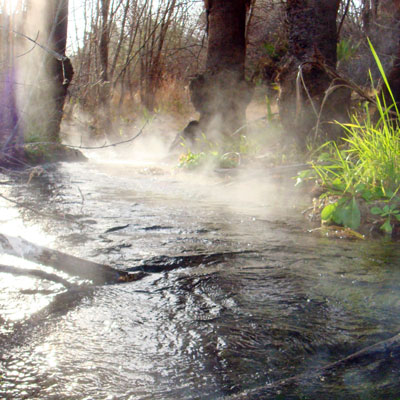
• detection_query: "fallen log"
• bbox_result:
[229,332,400,399]
[0,233,131,285]
[0,263,73,288]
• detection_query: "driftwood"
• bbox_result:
[0,233,132,285]
[230,332,400,399]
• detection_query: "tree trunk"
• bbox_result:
[98,0,113,137]
[189,0,253,142]
[0,12,24,165]
[378,0,400,113]
[46,0,74,142]
[277,0,350,147]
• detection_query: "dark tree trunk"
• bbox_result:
[380,46,400,115]
[378,0,400,113]
[98,0,113,137]
[46,0,74,142]
[278,0,350,147]
[189,0,253,142]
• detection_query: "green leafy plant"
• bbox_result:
[303,41,400,234]
[178,151,207,170]
[178,149,241,170]
[321,197,361,230]
[370,203,400,234]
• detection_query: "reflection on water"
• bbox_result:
[0,271,59,322]
[0,195,53,247]
[1,161,400,399]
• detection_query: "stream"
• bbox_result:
[1,157,400,399]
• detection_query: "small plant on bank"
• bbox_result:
[370,203,400,234]
[178,151,207,170]
[178,149,241,170]
[177,131,258,170]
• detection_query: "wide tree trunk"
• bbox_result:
[278,0,350,147]
[46,0,74,142]
[22,0,73,143]
[189,0,253,142]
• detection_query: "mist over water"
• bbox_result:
[1,155,400,399]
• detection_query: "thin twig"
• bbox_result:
[337,0,351,38]
[0,26,67,61]
[66,121,147,149]
[297,63,320,119]
[230,115,275,137]
[295,59,397,140]
[23,120,149,151]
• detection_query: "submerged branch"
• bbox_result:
[0,233,129,285]
[0,264,73,288]
[230,332,400,399]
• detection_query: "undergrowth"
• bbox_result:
[177,95,284,170]
[298,40,400,235]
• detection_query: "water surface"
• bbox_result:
[1,160,400,399]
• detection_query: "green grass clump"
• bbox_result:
[301,41,400,234]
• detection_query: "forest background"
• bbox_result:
[1,0,399,151]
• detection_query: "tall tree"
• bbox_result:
[46,0,74,142]
[277,0,350,147]
[0,5,23,164]
[139,0,178,111]
[98,0,112,136]
[189,0,253,142]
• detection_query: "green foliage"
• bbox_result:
[337,38,359,65]
[178,151,207,170]
[310,117,400,233]
[235,134,260,156]
[24,127,57,163]
[177,149,241,170]
[261,38,287,62]
[302,42,400,234]
[370,203,400,234]
[321,197,361,230]
[176,130,262,170]
[262,42,279,60]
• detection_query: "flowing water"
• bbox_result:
[1,158,400,399]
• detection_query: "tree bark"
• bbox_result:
[98,0,113,137]
[277,0,350,147]
[378,0,400,113]
[0,13,24,165]
[189,0,253,142]
[46,0,74,142]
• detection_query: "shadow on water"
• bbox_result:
[1,160,400,399]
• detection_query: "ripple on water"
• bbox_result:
[2,163,400,399]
